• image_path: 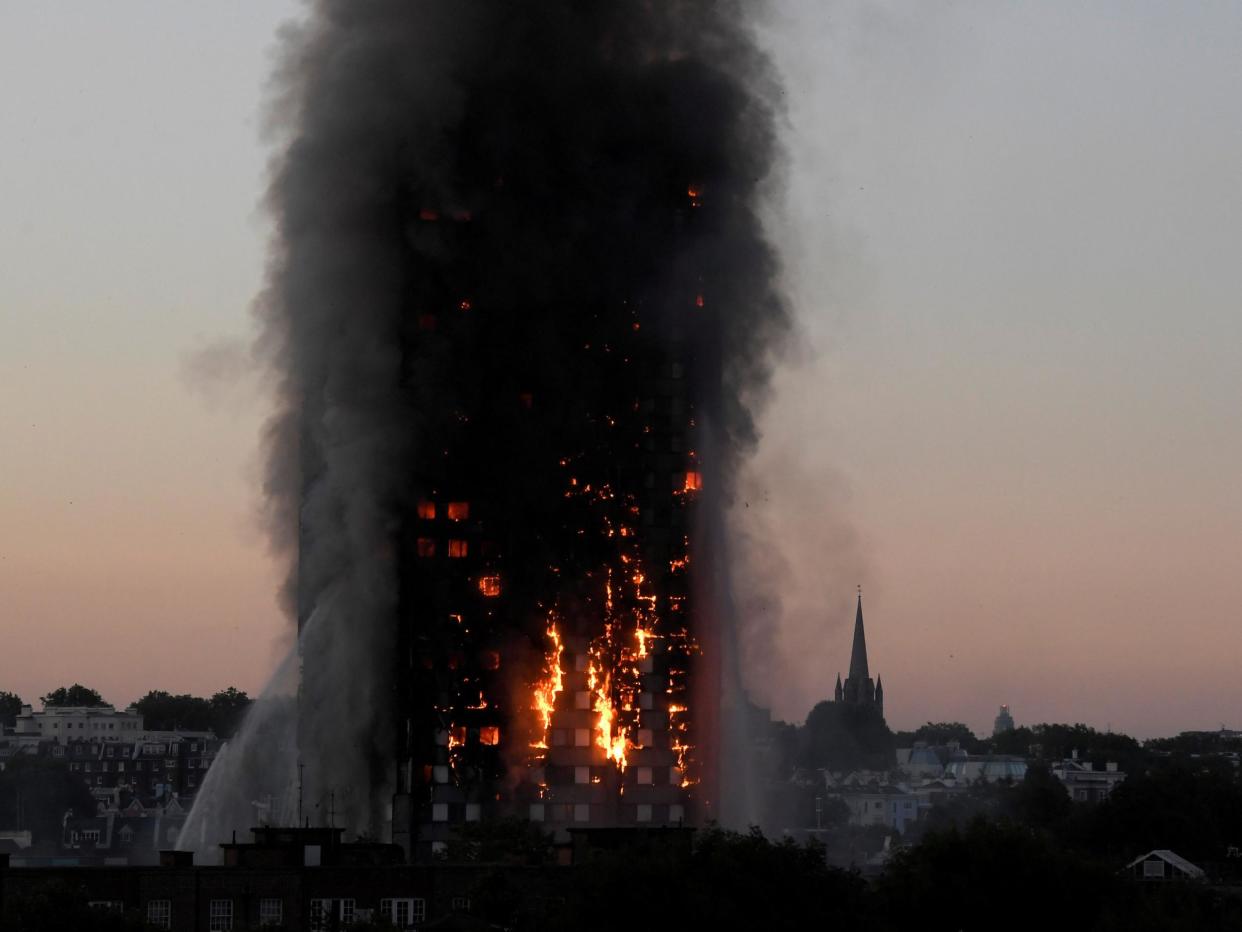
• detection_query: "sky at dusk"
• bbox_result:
[2,2,1239,739]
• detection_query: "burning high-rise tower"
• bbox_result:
[185,1,789,860]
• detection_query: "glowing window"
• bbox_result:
[417,501,436,520]
[448,539,468,558]
[417,538,436,558]
[447,502,470,521]
[478,576,502,597]
[573,728,590,748]
[683,471,703,492]
[479,726,500,746]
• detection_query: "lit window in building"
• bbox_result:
[574,691,591,710]
[209,899,233,932]
[637,728,654,747]
[575,766,590,785]
[448,539,468,558]
[636,804,653,823]
[574,728,590,748]
[259,898,283,926]
[478,575,502,597]
[446,501,470,521]
[417,501,436,520]
[417,538,436,557]
[147,901,172,930]
[683,471,703,492]
[479,726,500,746]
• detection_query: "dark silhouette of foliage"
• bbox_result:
[799,701,895,772]
[0,758,98,846]
[40,684,106,708]
[0,690,23,728]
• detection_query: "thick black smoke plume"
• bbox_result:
[186,0,788,845]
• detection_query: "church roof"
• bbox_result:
[848,593,869,680]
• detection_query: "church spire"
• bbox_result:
[848,588,869,680]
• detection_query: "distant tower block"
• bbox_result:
[835,590,883,719]
[993,704,1015,736]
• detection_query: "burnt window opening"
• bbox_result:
[478,576,502,598]
[448,539,469,558]
[447,502,470,521]
[479,726,500,746]
[417,501,436,520]
[417,538,436,558]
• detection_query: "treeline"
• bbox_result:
[0,685,251,739]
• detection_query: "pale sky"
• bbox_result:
[2,3,1239,737]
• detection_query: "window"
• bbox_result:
[529,803,546,822]
[573,728,590,748]
[446,502,470,521]
[477,575,502,597]
[551,729,567,747]
[417,500,437,520]
[636,767,653,785]
[636,804,653,823]
[89,901,123,912]
[381,898,426,928]
[478,726,500,746]
[452,897,471,912]
[448,539,468,558]
[574,691,591,710]
[147,900,172,930]
[669,804,685,822]
[417,537,436,557]
[209,899,233,931]
[259,898,283,926]
[1144,859,1166,879]
[465,803,481,822]
[683,471,703,492]
[432,802,449,822]
[341,900,356,924]
[573,803,590,822]
[637,728,654,747]
[575,766,590,785]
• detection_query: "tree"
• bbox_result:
[39,684,105,708]
[0,758,98,846]
[208,687,252,739]
[0,690,23,728]
[892,721,986,753]
[132,691,212,732]
[798,701,895,772]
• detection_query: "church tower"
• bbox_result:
[837,591,883,719]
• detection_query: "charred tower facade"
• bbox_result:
[270,3,787,858]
